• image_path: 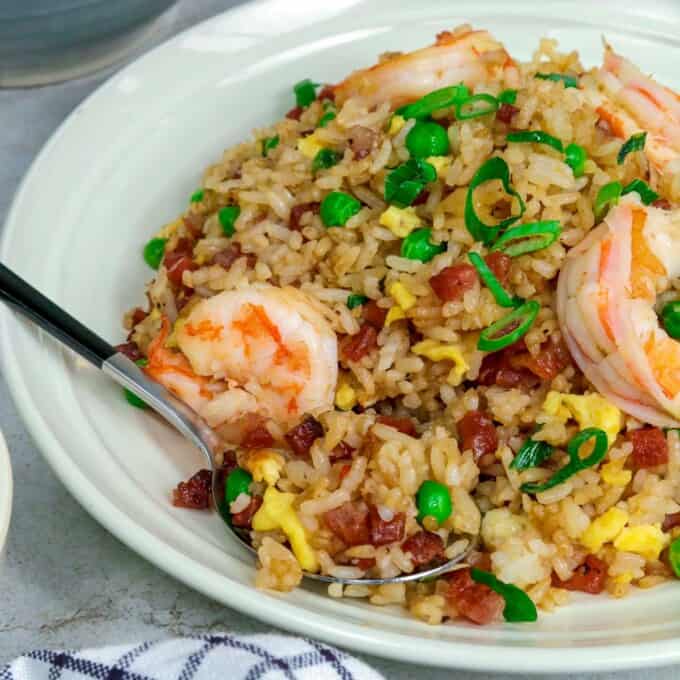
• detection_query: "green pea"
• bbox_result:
[416,480,452,524]
[143,237,167,270]
[312,148,341,173]
[190,188,204,203]
[318,111,336,128]
[124,359,149,409]
[662,301,680,340]
[226,468,253,504]
[400,228,446,263]
[405,121,450,158]
[320,191,361,227]
[347,294,369,309]
[218,205,240,237]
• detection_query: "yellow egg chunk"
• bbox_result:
[379,206,421,238]
[543,391,623,445]
[580,507,629,552]
[245,450,286,486]
[388,281,417,311]
[601,460,632,487]
[411,339,469,386]
[385,305,406,326]
[297,133,324,159]
[252,487,319,572]
[388,114,406,135]
[613,524,668,561]
[335,382,357,411]
[426,155,452,178]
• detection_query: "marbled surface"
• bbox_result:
[0,1,679,676]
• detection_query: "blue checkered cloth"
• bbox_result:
[1,635,384,680]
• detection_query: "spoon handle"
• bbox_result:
[0,262,116,367]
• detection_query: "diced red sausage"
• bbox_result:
[286,106,304,120]
[484,252,512,285]
[458,411,498,460]
[183,213,206,237]
[376,415,417,437]
[496,102,520,124]
[369,506,406,546]
[662,511,680,533]
[627,427,669,469]
[551,555,607,594]
[341,323,378,362]
[323,501,371,546]
[653,198,671,210]
[212,243,256,270]
[347,557,376,570]
[412,189,430,206]
[478,351,538,389]
[241,424,274,449]
[444,568,505,625]
[231,495,263,528]
[317,85,336,102]
[115,341,143,362]
[330,441,355,461]
[402,530,446,567]
[510,335,571,381]
[348,125,377,160]
[130,307,149,326]
[289,202,321,231]
[164,239,196,287]
[429,263,477,302]
[172,469,212,509]
[363,300,387,328]
[285,416,324,456]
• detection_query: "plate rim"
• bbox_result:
[3,0,680,671]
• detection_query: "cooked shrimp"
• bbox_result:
[171,284,338,426]
[556,195,680,426]
[332,26,519,108]
[589,44,680,174]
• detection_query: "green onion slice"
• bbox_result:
[564,143,587,177]
[455,93,499,120]
[467,252,518,308]
[510,438,554,471]
[347,294,369,309]
[464,157,526,245]
[384,158,437,208]
[621,178,659,205]
[617,131,647,164]
[490,220,561,257]
[506,130,564,153]
[262,135,280,157]
[396,84,471,120]
[312,148,341,172]
[318,110,336,128]
[470,568,538,622]
[401,228,446,263]
[669,538,680,578]
[535,72,579,88]
[294,78,319,108]
[477,299,540,352]
[218,205,240,237]
[498,89,518,105]
[520,427,608,494]
[594,181,623,221]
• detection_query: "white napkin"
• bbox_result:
[2,634,385,680]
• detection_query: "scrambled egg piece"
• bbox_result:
[252,487,318,572]
[379,206,421,238]
[297,133,324,159]
[335,382,357,411]
[388,114,406,135]
[601,459,632,487]
[155,217,182,240]
[543,391,623,445]
[411,339,469,386]
[245,450,285,486]
[388,281,417,311]
[385,305,406,326]
[426,156,452,178]
[580,507,629,552]
[614,524,669,561]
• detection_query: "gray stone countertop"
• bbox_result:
[0,1,678,677]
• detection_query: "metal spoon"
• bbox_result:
[0,261,474,585]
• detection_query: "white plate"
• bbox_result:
[0,430,12,553]
[2,0,680,672]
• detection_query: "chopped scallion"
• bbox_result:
[535,72,579,88]
[490,220,561,257]
[617,131,647,164]
[506,130,564,153]
[477,299,540,352]
[467,252,518,308]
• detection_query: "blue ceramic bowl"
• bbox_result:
[0,0,177,87]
